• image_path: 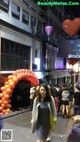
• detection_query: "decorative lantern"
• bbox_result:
[68,58,78,65]
[45,25,53,41]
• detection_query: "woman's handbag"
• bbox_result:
[50,112,56,131]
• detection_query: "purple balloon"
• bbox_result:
[45,26,53,36]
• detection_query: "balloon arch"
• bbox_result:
[0,69,39,115]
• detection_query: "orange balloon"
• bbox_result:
[9,81,15,89]
[3,100,8,105]
[2,98,5,101]
[3,109,6,114]
[5,81,9,85]
[6,108,10,113]
[3,91,7,95]
[6,88,12,94]
[4,94,9,100]
[7,104,12,108]
[0,100,3,105]
[0,106,3,111]
[12,77,18,84]
[9,94,12,98]
[0,93,4,98]
[1,86,5,92]
[8,75,13,80]
[1,104,5,108]
[4,85,10,89]
[8,99,11,103]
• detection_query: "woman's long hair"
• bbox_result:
[37,84,51,102]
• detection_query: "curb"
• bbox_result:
[2,109,30,119]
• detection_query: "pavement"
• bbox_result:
[0,109,73,142]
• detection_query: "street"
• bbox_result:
[0,110,73,142]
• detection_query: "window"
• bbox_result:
[35,50,38,58]
[1,38,30,70]
[31,16,36,26]
[22,10,29,24]
[3,0,9,5]
[12,3,20,18]
[0,0,9,12]
[37,21,42,34]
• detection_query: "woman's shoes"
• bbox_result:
[46,136,51,141]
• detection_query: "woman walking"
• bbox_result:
[31,84,57,142]
[61,85,70,118]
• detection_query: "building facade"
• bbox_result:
[0,0,73,85]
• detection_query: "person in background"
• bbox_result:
[31,84,57,142]
[61,85,70,118]
[67,115,80,142]
[73,85,80,116]
[29,86,36,111]
[48,85,58,115]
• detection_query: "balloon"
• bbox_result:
[3,91,7,95]
[6,88,12,94]
[0,100,3,105]
[4,85,10,89]
[1,104,5,108]
[62,19,80,37]
[3,100,8,105]
[8,75,13,80]
[73,18,80,29]
[2,98,5,101]
[7,104,12,108]
[1,86,5,92]
[0,107,3,112]
[12,77,18,84]
[0,93,4,98]
[9,81,15,89]
[4,94,10,100]
[0,69,39,115]
[6,108,10,113]
[3,109,6,114]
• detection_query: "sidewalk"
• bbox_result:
[2,108,29,119]
[1,109,73,142]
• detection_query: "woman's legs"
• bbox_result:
[62,104,65,116]
[66,105,70,116]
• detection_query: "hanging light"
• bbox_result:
[45,25,53,41]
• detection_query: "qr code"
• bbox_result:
[1,129,13,141]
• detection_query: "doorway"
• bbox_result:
[11,80,30,111]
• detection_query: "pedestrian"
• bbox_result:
[29,86,36,111]
[61,85,70,118]
[31,84,57,142]
[73,85,80,115]
[67,115,80,142]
